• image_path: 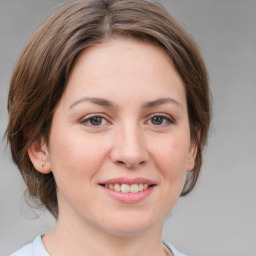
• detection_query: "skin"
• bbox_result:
[29,39,197,256]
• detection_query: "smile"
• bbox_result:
[104,183,149,193]
[100,177,156,203]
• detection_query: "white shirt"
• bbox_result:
[10,235,187,256]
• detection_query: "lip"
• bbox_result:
[100,177,156,185]
[99,177,156,203]
[101,185,155,203]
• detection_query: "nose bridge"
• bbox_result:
[110,120,148,168]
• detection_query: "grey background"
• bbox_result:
[0,0,255,255]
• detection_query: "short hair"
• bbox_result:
[6,0,211,218]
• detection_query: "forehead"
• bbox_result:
[61,38,186,108]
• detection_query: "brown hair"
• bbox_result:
[6,0,211,218]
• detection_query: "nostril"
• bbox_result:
[116,160,125,166]
[109,142,149,168]
[116,160,134,168]
[115,159,146,169]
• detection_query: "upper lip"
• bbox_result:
[100,177,156,185]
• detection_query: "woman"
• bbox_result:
[6,0,211,255]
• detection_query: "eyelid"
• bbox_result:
[79,113,112,126]
[144,113,176,126]
[78,112,175,127]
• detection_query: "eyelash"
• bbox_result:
[145,114,175,127]
[80,114,175,128]
[80,114,110,127]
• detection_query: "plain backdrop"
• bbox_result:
[0,0,256,255]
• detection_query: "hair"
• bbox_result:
[6,0,211,218]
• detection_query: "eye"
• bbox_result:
[80,115,109,127]
[146,114,174,127]
[151,116,165,125]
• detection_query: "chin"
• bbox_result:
[100,212,162,237]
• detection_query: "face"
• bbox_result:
[37,39,196,236]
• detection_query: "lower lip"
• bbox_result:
[101,185,155,203]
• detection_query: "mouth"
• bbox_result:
[100,183,155,193]
[99,177,156,202]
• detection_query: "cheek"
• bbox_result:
[148,135,190,214]
[48,127,107,185]
[150,135,190,180]
[47,130,107,208]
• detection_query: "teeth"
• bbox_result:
[143,184,148,189]
[130,184,139,193]
[105,183,150,193]
[114,184,121,192]
[121,184,130,193]
[138,184,144,192]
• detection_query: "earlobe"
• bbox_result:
[28,137,51,174]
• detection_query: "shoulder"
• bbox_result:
[9,235,49,256]
[163,240,188,256]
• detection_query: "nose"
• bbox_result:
[109,123,149,169]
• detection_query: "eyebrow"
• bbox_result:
[69,97,115,109]
[69,96,183,110]
[142,98,183,110]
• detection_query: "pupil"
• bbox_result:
[152,116,163,125]
[91,117,102,126]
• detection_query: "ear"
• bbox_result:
[187,128,201,172]
[28,137,51,174]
